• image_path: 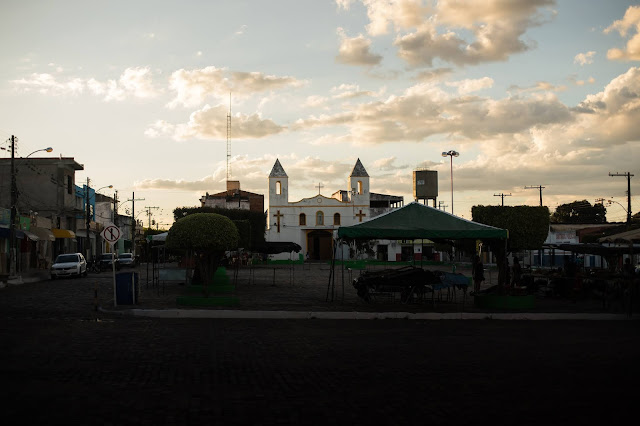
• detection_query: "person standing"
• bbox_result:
[472,254,485,293]
[512,256,522,287]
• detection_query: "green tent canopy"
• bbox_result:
[337,202,508,240]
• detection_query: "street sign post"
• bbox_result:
[101,224,122,306]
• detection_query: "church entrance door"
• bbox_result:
[307,230,333,260]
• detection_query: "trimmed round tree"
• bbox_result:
[165,213,239,294]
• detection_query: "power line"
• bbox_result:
[493,192,512,206]
[608,172,634,225]
[524,185,545,206]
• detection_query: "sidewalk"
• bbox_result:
[1,268,51,287]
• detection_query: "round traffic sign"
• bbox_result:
[102,225,122,243]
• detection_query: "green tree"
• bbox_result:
[165,213,239,295]
[173,206,265,249]
[472,205,550,288]
[550,200,606,224]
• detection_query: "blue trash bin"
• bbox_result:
[116,272,139,305]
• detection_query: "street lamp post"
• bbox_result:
[441,150,459,216]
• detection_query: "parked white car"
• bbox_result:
[51,253,87,279]
[118,253,136,268]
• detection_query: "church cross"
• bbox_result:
[356,210,366,222]
[274,210,283,233]
[316,182,324,195]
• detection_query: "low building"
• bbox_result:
[0,157,84,270]
[200,181,264,213]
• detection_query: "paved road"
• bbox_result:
[1,274,639,425]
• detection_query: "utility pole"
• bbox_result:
[609,172,634,225]
[595,198,605,205]
[525,185,545,206]
[438,201,448,212]
[85,177,91,261]
[493,192,512,206]
[113,190,118,225]
[129,193,144,257]
[9,135,17,277]
[145,206,159,229]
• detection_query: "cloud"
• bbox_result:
[445,77,494,95]
[294,81,572,143]
[508,81,567,93]
[167,66,304,108]
[373,156,408,171]
[571,66,640,145]
[304,95,329,108]
[567,75,595,86]
[145,103,286,140]
[335,27,383,66]
[11,73,84,96]
[235,25,247,35]
[135,154,270,193]
[604,5,640,61]
[12,67,160,101]
[330,83,383,99]
[574,51,596,65]
[413,68,453,82]
[346,0,555,67]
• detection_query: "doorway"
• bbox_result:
[307,230,333,260]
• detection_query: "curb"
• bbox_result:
[99,307,635,320]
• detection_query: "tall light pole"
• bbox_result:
[441,150,459,216]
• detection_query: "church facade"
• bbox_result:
[265,158,403,260]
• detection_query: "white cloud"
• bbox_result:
[346,0,555,67]
[445,77,494,95]
[508,81,567,93]
[12,67,159,101]
[235,25,247,35]
[574,51,596,65]
[145,104,286,141]
[335,27,382,66]
[294,81,572,144]
[304,95,329,108]
[11,73,84,96]
[167,66,303,108]
[604,5,640,61]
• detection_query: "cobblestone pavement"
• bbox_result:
[1,265,639,425]
[0,262,633,316]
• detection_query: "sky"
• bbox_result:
[1,0,638,227]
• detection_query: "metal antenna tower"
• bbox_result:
[226,92,231,181]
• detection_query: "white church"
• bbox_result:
[265,158,405,261]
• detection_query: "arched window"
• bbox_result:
[316,211,324,226]
[357,180,363,195]
[333,213,341,225]
[299,213,306,226]
[276,181,281,195]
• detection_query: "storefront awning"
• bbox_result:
[75,229,96,239]
[52,228,76,239]
[23,230,39,241]
[31,227,56,242]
